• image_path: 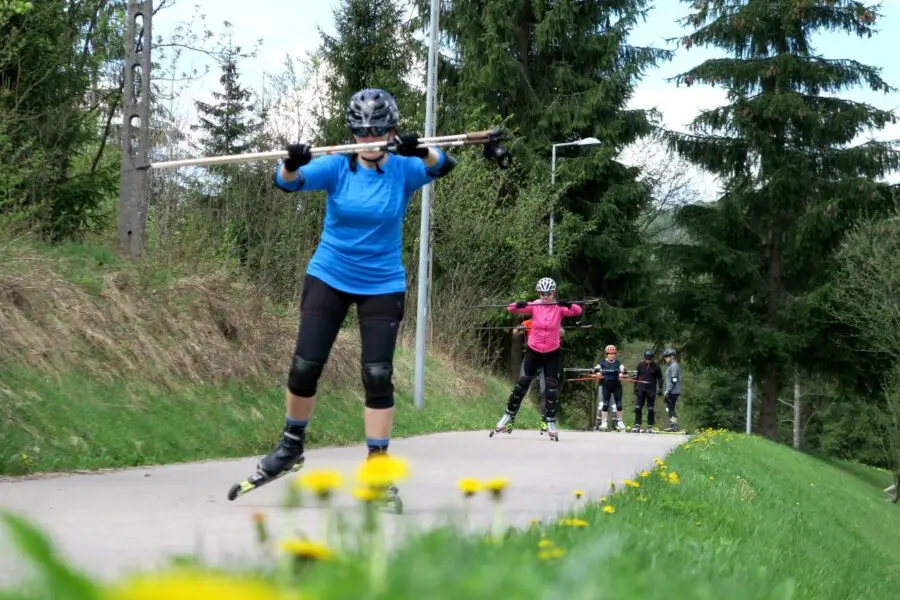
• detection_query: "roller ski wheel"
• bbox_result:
[379,485,404,514]
[489,412,515,438]
[539,420,548,435]
[227,456,305,501]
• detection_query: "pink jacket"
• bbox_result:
[507,300,583,353]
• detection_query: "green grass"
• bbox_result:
[0,360,534,476]
[5,429,898,599]
[275,430,898,599]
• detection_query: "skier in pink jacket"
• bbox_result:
[491,277,583,441]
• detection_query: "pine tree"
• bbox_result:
[192,46,258,161]
[315,0,423,144]
[661,0,900,440]
[412,0,673,361]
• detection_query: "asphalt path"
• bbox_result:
[0,429,687,586]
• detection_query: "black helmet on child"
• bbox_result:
[346,88,400,133]
[644,349,655,359]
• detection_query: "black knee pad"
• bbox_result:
[287,355,323,397]
[362,361,394,409]
[511,377,531,399]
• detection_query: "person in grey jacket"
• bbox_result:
[662,347,682,432]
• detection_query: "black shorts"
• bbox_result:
[294,274,405,366]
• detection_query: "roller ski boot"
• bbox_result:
[596,419,609,432]
[490,410,516,437]
[546,418,559,442]
[227,425,306,501]
[539,415,549,435]
[631,425,642,433]
[378,484,404,514]
[615,420,626,432]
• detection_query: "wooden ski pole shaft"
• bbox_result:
[145,129,504,171]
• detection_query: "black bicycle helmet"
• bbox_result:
[346,88,400,132]
[644,349,655,359]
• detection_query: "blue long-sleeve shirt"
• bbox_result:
[273,151,448,295]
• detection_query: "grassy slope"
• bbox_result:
[289,430,900,599]
[0,237,535,476]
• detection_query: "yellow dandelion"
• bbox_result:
[559,518,588,528]
[355,454,409,488]
[296,469,344,500]
[458,477,482,497]
[624,479,640,489]
[667,471,681,485]
[573,489,585,499]
[353,486,383,502]
[603,505,615,514]
[653,457,664,466]
[639,471,650,478]
[708,476,715,481]
[104,569,293,600]
[483,477,510,500]
[279,538,335,562]
[537,538,555,549]
[538,547,566,560]
[599,496,607,503]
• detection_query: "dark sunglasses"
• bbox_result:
[351,126,391,137]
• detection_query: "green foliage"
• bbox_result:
[4,432,900,598]
[0,0,124,241]
[315,0,424,144]
[660,0,900,439]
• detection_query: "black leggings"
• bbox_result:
[634,389,656,426]
[286,274,405,409]
[507,348,560,419]
[600,382,623,412]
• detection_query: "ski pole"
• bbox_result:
[145,128,511,171]
[474,324,594,331]
[470,298,601,310]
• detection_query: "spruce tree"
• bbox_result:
[315,0,423,144]
[192,46,258,161]
[412,0,672,361]
[661,0,900,440]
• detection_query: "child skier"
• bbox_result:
[593,344,628,431]
[492,277,583,441]
[662,347,682,432]
[632,349,664,433]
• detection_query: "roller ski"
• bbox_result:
[489,410,516,437]
[545,418,559,442]
[377,484,404,514]
[227,426,306,501]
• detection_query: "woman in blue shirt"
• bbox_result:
[229,88,456,504]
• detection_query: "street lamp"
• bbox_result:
[549,137,602,256]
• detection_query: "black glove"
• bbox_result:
[284,143,312,172]
[515,301,528,309]
[557,300,571,308]
[393,132,429,158]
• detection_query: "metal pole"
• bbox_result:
[549,144,557,256]
[413,0,440,410]
[746,294,754,434]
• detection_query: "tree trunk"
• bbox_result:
[793,372,801,450]
[759,362,780,440]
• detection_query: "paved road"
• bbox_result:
[0,430,687,586]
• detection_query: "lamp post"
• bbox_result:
[549,137,601,256]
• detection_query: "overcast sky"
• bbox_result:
[153,0,900,194]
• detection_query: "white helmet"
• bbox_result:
[536,277,556,293]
